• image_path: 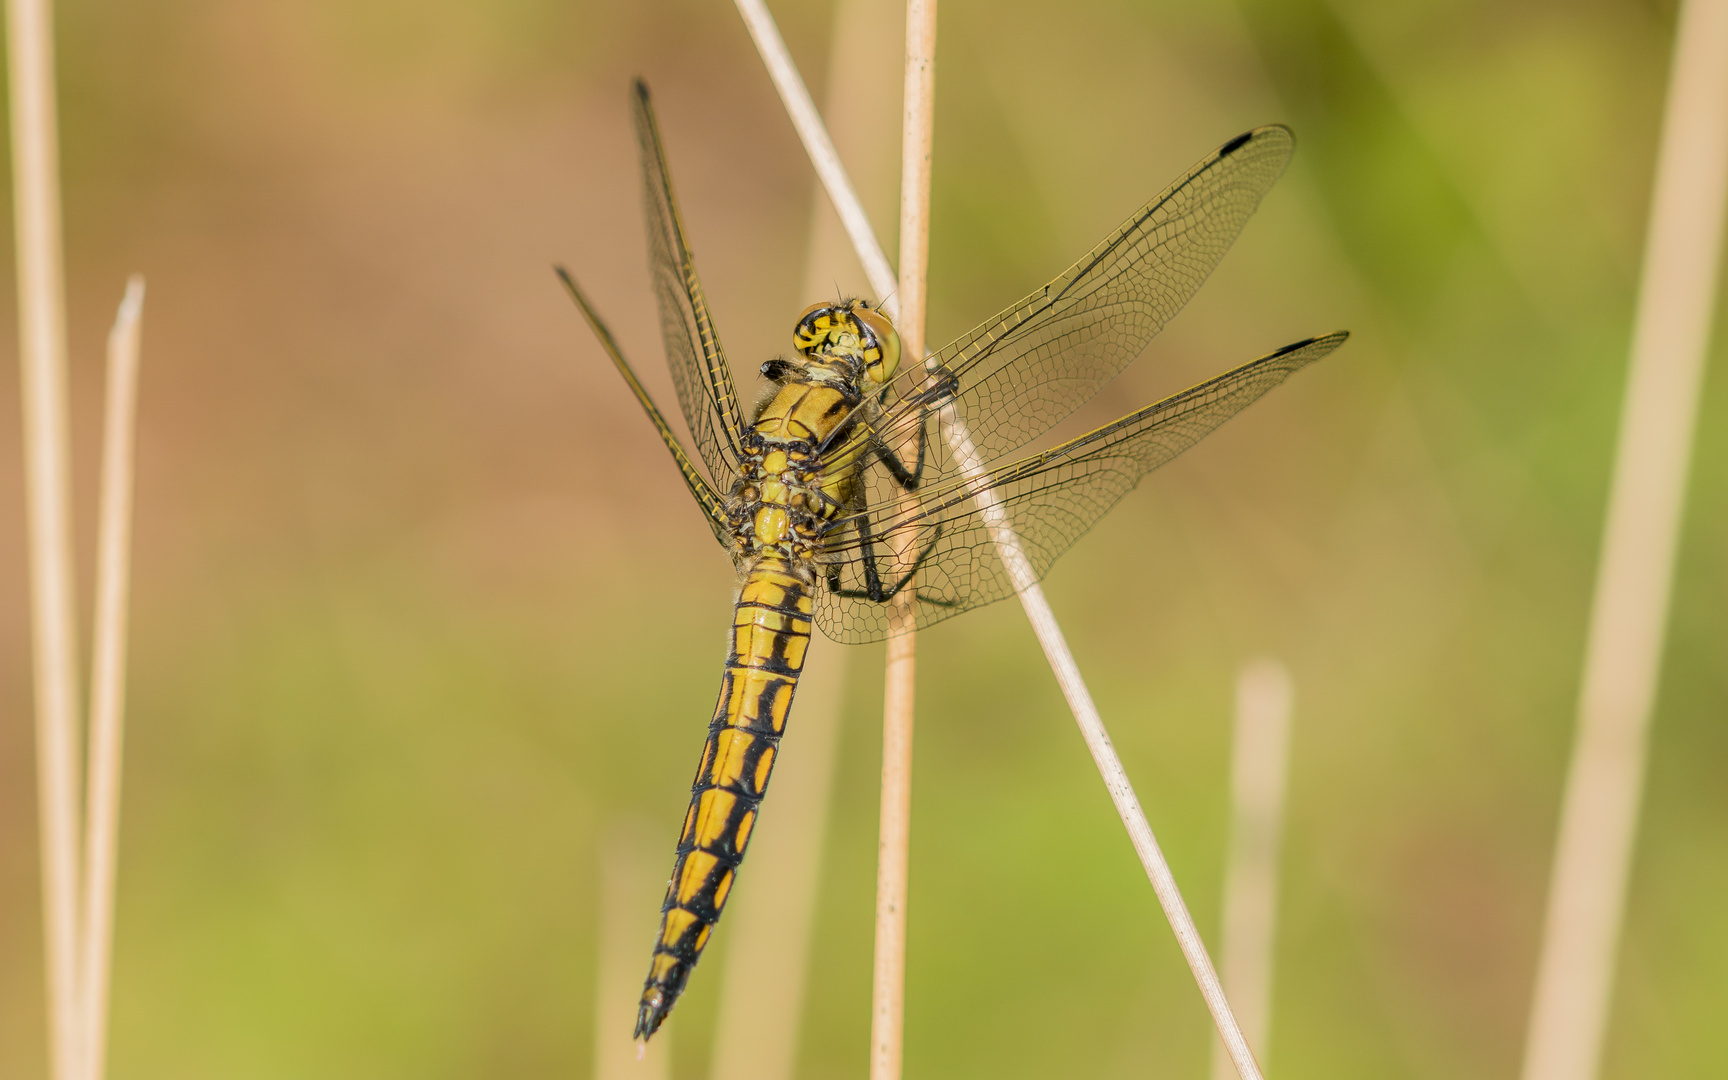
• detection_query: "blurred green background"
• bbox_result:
[0,0,1724,1076]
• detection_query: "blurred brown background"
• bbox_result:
[0,0,1723,1077]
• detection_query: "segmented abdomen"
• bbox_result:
[634,557,811,1039]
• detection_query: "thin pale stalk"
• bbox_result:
[708,4,900,1074]
[872,612,915,1080]
[733,3,1266,1077]
[1210,661,1293,1080]
[1521,3,1728,1079]
[733,0,901,318]
[78,277,145,1080]
[870,6,935,1079]
[985,529,1265,1080]
[6,0,80,1075]
[733,0,899,314]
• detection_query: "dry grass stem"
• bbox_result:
[1211,660,1293,1080]
[872,616,916,1080]
[77,276,145,1080]
[733,0,901,316]
[708,5,901,1074]
[1015,579,1266,1078]
[735,2,1266,1076]
[1521,3,1728,1079]
[869,6,935,1079]
[6,0,81,1074]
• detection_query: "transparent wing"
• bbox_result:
[813,333,1347,643]
[557,268,733,547]
[634,80,749,488]
[866,126,1295,465]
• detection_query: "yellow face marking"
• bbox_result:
[713,870,734,909]
[678,851,720,905]
[693,788,738,848]
[753,746,775,795]
[662,905,698,946]
[792,303,839,352]
[791,301,901,383]
[736,810,756,849]
[853,305,901,383]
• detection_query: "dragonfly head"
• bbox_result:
[792,299,901,385]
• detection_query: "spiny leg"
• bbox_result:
[871,371,955,491]
[847,500,890,601]
[872,420,927,490]
[823,380,954,603]
[828,522,948,605]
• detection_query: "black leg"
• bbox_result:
[822,372,959,605]
[819,478,894,602]
[820,482,890,600]
[828,524,947,604]
[872,422,927,491]
[855,505,888,600]
[872,371,957,491]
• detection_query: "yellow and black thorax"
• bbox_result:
[724,299,903,565]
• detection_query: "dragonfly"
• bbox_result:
[558,80,1347,1041]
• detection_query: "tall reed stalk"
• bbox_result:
[7,0,80,1074]
[709,5,902,1077]
[1211,661,1293,1080]
[870,6,936,1079]
[1521,2,1728,1078]
[77,278,146,1080]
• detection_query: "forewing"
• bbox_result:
[814,333,1346,643]
[869,126,1295,464]
[557,268,733,548]
[634,81,748,488]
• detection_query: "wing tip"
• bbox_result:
[1270,329,1350,360]
[1220,130,1254,156]
[1220,123,1296,160]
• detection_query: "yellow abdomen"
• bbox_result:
[634,556,812,1039]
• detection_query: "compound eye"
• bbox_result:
[853,305,901,383]
[792,302,836,354]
